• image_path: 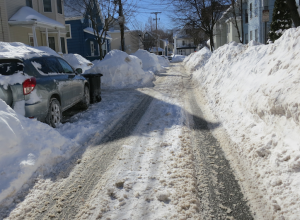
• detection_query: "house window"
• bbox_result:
[250,31,252,41]
[29,36,34,46]
[65,24,72,39]
[182,40,185,46]
[89,18,92,28]
[255,29,258,41]
[57,0,62,14]
[245,33,248,44]
[250,3,252,19]
[43,0,52,12]
[90,41,95,56]
[245,9,248,23]
[60,37,66,53]
[227,23,230,33]
[26,0,33,8]
[48,37,55,50]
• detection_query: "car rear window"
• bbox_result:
[0,59,24,76]
[31,57,63,75]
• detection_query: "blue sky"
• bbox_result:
[126,0,176,31]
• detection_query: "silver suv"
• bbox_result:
[0,55,90,127]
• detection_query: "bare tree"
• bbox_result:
[170,0,229,51]
[65,0,117,59]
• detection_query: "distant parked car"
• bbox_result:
[0,56,90,127]
[167,56,173,61]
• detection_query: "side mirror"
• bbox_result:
[76,68,83,74]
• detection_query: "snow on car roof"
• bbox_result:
[0,42,59,60]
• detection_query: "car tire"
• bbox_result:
[80,86,90,110]
[46,98,62,128]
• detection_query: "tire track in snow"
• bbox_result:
[182,67,253,220]
[6,94,153,220]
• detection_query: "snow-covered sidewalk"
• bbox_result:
[184,27,300,219]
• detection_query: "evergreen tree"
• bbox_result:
[269,0,293,42]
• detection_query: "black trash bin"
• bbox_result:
[82,73,103,104]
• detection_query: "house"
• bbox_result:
[213,6,242,49]
[64,0,111,61]
[149,47,164,55]
[0,0,68,54]
[108,18,143,54]
[173,27,198,56]
[241,0,277,44]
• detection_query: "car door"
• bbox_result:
[57,58,84,105]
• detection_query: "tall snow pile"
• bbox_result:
[171,55,186,63]
[189,27,300,218]
[0,100,75,206]
[157,55,170,67]
[183,47,212,72]
[63,54,93,72]
[132,49,162,72]
[88,50,155,89]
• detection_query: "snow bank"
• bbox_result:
[171,55,186,63]
[132,49,162,72]
[157,56,170,67]
[0,100,75,205]
[189,28,300,218]
[183,47,212,72]
[63,54,93,72]
[87,50,155,89]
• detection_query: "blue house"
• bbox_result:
[64,0,111,61]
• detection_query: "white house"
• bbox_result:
[173,27,197,56]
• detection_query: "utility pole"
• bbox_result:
[151,12,161,55]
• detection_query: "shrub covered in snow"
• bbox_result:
[88,50,155,89]
[190,27,300,218]
[132,49,162,72]
[63,54,93,73]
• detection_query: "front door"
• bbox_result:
[48,37,55,51]
[90,41,95,56]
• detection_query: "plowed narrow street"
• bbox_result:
[5,64,253,220]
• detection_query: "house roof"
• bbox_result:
[83,27,112,39]
[8,6,65,29]
[150,47,164,52]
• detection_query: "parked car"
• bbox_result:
[0,55,90,127]
[167,56,173,61]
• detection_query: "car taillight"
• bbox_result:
[23,77,36,95]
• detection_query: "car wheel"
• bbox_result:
[80,86,90,109]
[46,98,62,128]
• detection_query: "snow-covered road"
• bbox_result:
[4,64,253,219]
